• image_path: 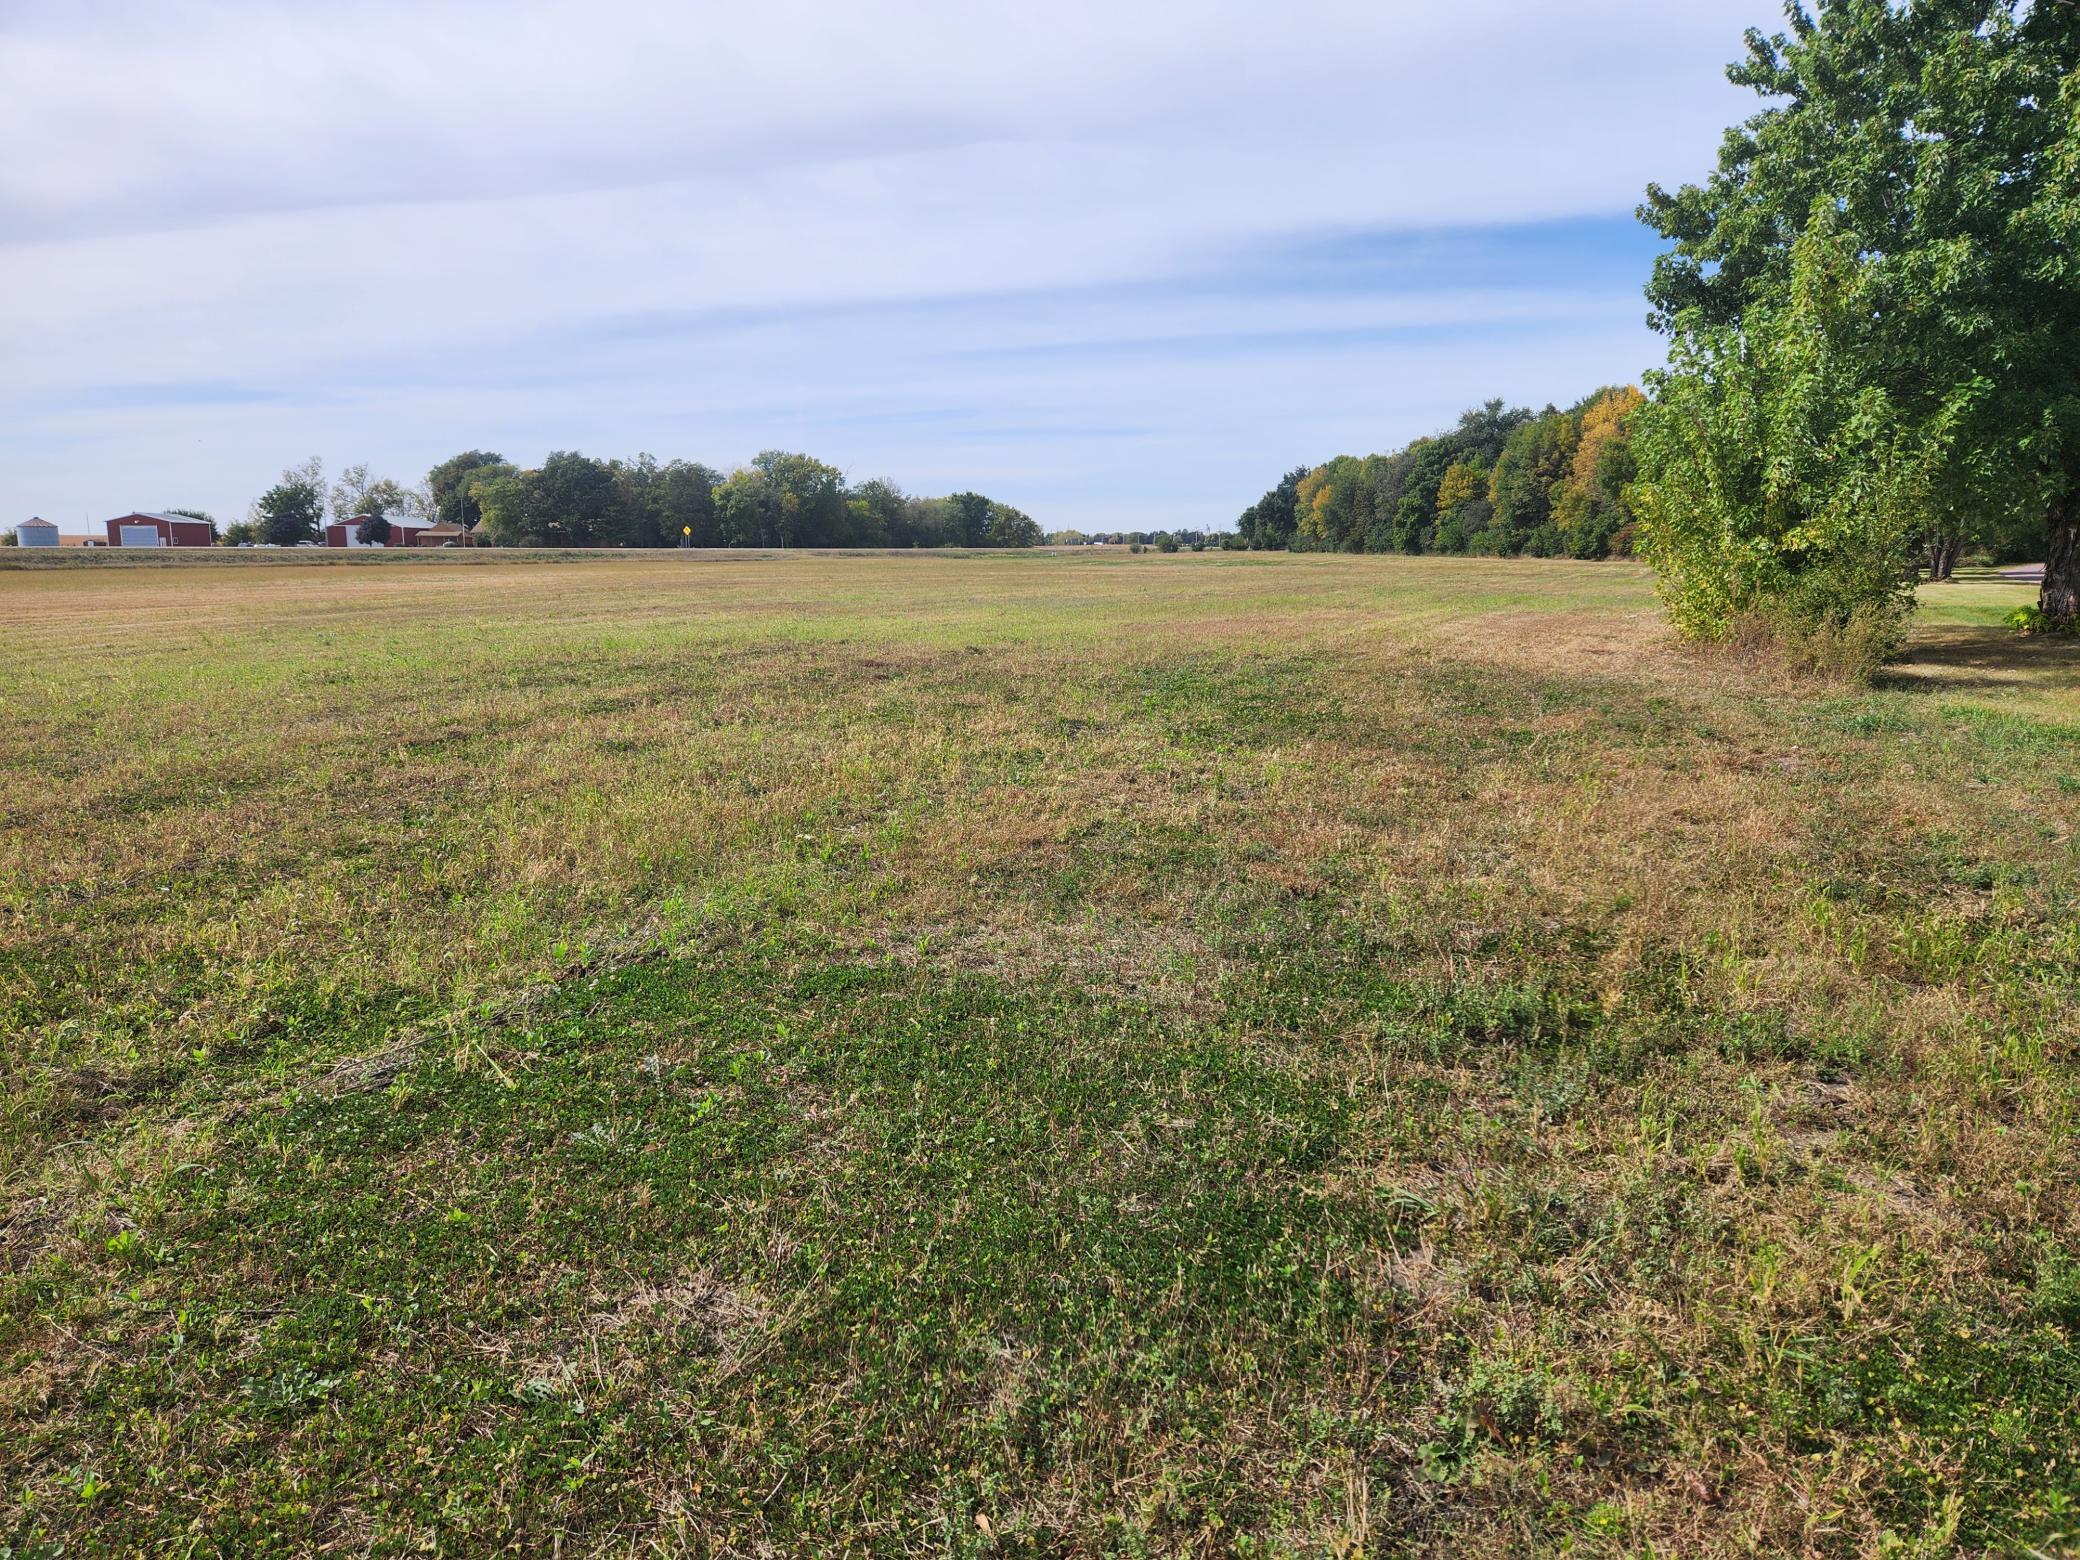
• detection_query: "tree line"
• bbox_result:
[221,450,1042,549]
[1233,387,1644,560]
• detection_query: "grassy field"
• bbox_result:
[2,551,2076,1558]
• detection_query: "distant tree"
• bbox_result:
[465,464,527,546]
[1237,466,1309,550]
[219,520,257,546]
[1487,412,1579,556]
[525,452,621,546]
[849,479,909,547]
[1551,387,1643,559]
[330,464,373,522]
[1432,462,1489,554]
[713,453,847,548]
[356,513,392,545]
[252,459,325,546]
[900,495,954,548]
[427,450,508,529]
[653,459,722,547]
[985,502,1042,548]
[940,491,992,548]
[1291,458,1357,551]
[608,454,718,547]
[1388,437,1464,553]
[331,465,417,524]
[1271,402,1534,557]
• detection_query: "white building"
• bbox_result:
[16,517,59,548]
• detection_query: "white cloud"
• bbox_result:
[1,0,1782,532]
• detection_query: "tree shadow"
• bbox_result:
[1879,622,2080,696]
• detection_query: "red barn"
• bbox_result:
[104,512,214,548]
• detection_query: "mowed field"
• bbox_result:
[2,551,2077,1558]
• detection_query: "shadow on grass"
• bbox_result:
[1881,622,2080,696]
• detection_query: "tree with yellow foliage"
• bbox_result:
[1553,386,1645,556]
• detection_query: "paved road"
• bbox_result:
[1999,564,2046,583]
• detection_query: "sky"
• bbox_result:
[0,0,1784,536]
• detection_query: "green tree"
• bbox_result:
[849,479,908,547]
[253,458,325,546]
[944,491,994,548]
[1236,466,1309,550]
[464,464,527,546]
[899,495,954,548]
[714,453,847,548]
[1486,412,1579,556]
[530,451,621,546]
[1432,462,1490,555]
[612,455,720,547]
[427,451,508,529]
[330,467,418,525]
[1641,0,2080,627]
[985,502,1042,547]
[1632,218,1953,673]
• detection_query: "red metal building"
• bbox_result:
[103,512,215,548]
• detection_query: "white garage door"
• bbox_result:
[118,525,163,547]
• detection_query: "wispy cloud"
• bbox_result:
[0,0,1781,532]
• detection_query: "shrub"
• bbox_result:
[2007,604,2076,638]
[1632,217,1950,671]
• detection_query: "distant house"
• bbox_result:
[324,514,439,548]
[16,517,59,548]
[104,512,214,548]
[414,521,475,547]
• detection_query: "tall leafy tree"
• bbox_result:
[464,464,527,546]
[331,463,418,522]
[252,459,325,546]
[985,502,1042,547]
[1487,412,1579,556]
[1236,466,1309,550]
[527,452,622,546]
[714,453,847,548]
[1633,217,1947,669]
[1553,387,1645,558]
[944,491,994,549]
[1432,462,1490,554]
[849,479,908,547]
[611,455,720,547]
[427,450,508,530]
[1640,0,2080,627]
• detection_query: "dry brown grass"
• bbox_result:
[2,552,2075,1557]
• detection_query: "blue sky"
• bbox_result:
[0,0,1783,535]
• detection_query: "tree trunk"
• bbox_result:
[1927,533,1962,581]
[2046,489,2080,628]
